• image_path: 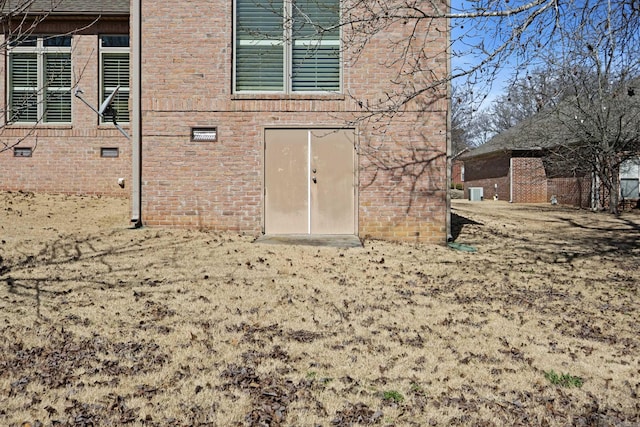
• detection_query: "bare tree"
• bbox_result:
[329,0,640,216]
[481,70,558,133]
[445,1,639,213]
[450,83,476,155]
[532,1,640,213]
[333,1,640,123]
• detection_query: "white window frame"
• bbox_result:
[233,0,341,94]
[7,35,72,124]
[100,35,130,123]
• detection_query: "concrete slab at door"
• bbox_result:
[264,129,309,234]
[310,129,356,234]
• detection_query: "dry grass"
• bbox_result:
[1,190,639,426]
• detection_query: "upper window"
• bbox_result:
[100,35,130,123]
[8,35,72,123]
[234,0,340,93]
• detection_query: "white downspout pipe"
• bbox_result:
[131,0,142,227]
[445,0,452,243]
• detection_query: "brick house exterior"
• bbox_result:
[451,159,464,188]
[2,0,450,243]
[0,1,130,196]
[463,142,639,209]
[462,138,591,207]
[461,90,640,210]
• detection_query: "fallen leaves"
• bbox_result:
[1,193,639,425]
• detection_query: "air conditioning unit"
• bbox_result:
[469,187,484,201]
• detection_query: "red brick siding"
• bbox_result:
[464,177,510,201]
[1,5,449,243]
[547,177,590,208]
[464,153,592,208]
[511,157,547,203]
[464,155,548,203]
[464,154,510,181]
[0,19,130,198]
[462,153,510,201]
[139,1,449,243]
[452,160,464,187]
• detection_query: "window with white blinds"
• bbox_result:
[100,36,130,123]
[44,53,72,122]
[235,0,340,93]
[8,36,71,123]
[620,158,640,199]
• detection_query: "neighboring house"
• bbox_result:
[451,159,464,189]
[461,116,590,207]
[0,0,130,196]
[461,116,639,209]
[1,0,450,243]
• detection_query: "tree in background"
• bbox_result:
[450,83,477,155]
[541,1,640,213]
[473,1,640,213]
[336,1,639,211]
[440,0,639,213]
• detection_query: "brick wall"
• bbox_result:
[0,18,130,198]
[452,160,464,187]
[1,4,449,243]
[464,153,510,181]
[138,0,449,243]
[511,157,547,203]
[464,153,593,207]
[548,176,590,208]
[464,154,548,203]
[464,177,510,201]
[462,153,510,201]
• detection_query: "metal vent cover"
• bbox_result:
[191,127,218,142]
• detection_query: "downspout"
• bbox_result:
[445,0,452,243]
[131,0,142,227]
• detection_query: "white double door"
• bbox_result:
[264,128,356,235]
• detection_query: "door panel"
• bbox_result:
[264,129,309,234]
[264,128,355,235]
[310,129,355,234]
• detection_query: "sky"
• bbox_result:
[449,0,516,108]
[447,0,560,108]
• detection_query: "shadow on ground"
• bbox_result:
[450,212,483,241]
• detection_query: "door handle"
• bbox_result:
[312,176,317,184]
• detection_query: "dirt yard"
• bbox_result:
[1,191,638,426]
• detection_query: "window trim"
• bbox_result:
[233,0,342,94]
[7,35,72,124]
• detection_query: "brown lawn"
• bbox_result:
[0,191,639,426]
